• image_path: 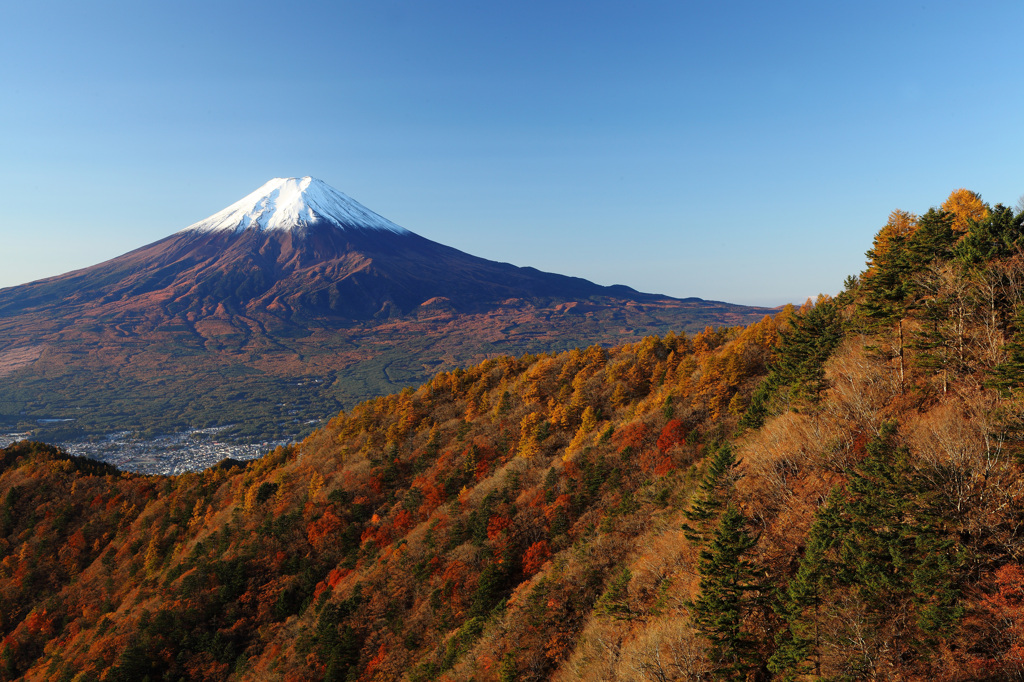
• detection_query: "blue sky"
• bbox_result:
[1,1,1022,305]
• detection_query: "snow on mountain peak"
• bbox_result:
[183,177,410,234]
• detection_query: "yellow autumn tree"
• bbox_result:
[518,411,544,458]
[242,482,261,513]
[942,188,988,233]
[143,533,163,575]
[187,498,206,532]
[308,471,325,503]
[864,209,918,278]
[564,405,599,460]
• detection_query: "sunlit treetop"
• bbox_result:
[941,188,989,233]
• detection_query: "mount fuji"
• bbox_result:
[2,177,677,321]
[0,177,776,444]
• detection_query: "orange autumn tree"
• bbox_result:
[942,188,988,233]
[865,208,919,275]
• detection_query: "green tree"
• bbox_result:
[989,305,1024,395]
[772,297,844,401]
[906,208,957,264]
[768,492,844,680]
[860,211,919,391]
[955,203,1024,264]
[740,296,844,430]
[595,567,634,621]
[770,423,966,678]
[683,443,738,544]
[691,504,764,680]
[835,424,962,626]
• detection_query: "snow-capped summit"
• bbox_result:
[184,177,410,234]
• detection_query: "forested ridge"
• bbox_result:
[3,188,1024,680]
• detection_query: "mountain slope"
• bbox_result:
[0,177,774,445]
[0,215,670,322]
[3,184,1024,679]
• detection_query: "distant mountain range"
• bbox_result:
[0,177,777,443]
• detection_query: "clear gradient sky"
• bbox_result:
[2,1,1022,306]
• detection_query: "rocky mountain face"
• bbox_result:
[0,177,775,444]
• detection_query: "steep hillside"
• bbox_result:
[2,188,1024,680]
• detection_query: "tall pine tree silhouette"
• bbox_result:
[691,503,764,680]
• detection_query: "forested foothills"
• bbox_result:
[4,188,1024,680]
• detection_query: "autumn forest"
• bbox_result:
[4,188,1024,680]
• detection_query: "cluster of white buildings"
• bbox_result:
[1,428,289,475]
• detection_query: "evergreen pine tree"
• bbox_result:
[911,524,966,639]
[954,203,1024,263]
[691,504,764,680]
[840,424,966,649]
[769,423,967,678]
[683,443,738,543]
[862,214,918,324]
[908,263,962,391]
[906,208,957,264]
[739,297,844,431]
[988,306,1024,395]
[768,491,844,679]
[859,210,925,391]
[770,297,844,405]
[737,378,775,432]
[595,567,635,621]
[838,424,918,604]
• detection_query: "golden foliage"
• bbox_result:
[9,202,1024,681]
[518,411,545,458]
[942,187,989,232]
[565,406,598,459]
[865,208,918,274]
